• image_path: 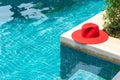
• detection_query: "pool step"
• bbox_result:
[68,69,106,80]
[112,71,120,80]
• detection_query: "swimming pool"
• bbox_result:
[1,0,119,80]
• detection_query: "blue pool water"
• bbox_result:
[1,0,120,80]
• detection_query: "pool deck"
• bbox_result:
[60,12,120,65]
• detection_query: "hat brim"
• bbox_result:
[72,30,109,44]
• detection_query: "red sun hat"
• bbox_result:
[71,23,109,44]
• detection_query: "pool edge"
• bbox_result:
[60,12,120,65]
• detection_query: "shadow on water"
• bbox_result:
[0,0,80,14]
[0,0,105,17]
[0,0,105,26]
[60,44,120,80]
[0,0,82,25]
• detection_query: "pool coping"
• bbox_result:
[60,12,120,65]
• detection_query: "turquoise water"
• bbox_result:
[1,0,119,80]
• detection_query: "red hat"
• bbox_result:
[71,23,109,44]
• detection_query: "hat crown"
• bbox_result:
[81,23,100,38]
